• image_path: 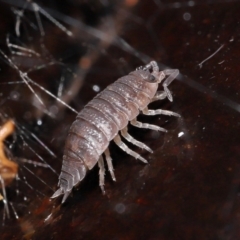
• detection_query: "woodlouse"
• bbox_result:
[51,61,180,203]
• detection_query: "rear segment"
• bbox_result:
[51,117,107,203]
[51,148,87,203]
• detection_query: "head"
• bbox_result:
[131,61,166,84]
[130,61,166,101]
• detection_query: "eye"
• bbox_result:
[149,75,156,82]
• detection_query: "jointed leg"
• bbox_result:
[130,118,167,132]
[120,126,153,153]
[104,148,116,181]
[113,134,148,163]
[98,155,105,194]
[142,107,180,118]
[162,69,179,102]
[151,91,167,102]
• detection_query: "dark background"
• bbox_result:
[0,0,240,239]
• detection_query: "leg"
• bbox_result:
[113,134,148,163]
[120,126,153,153]
[130,118,167,132]
[151,91,167,102]
[98,155,105,194]
[142,107,181,118]
[104,148,116,181]
[162,69,179,102]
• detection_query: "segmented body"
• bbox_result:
[51,61,180,203]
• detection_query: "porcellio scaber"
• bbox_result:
[51,61,180,203]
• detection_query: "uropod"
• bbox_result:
[51,61,180,203]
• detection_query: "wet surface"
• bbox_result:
[0,0,240,239]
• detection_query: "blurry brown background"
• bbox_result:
[0,0,240,239]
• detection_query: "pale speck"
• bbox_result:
[178,132,184,137]
[37,119,42,125]
[93,85,100,92]
[24,196,27,201]
[115,203,126,214]
[10,91,20,100]
[229,37,234,42]
[183,12,191,21]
